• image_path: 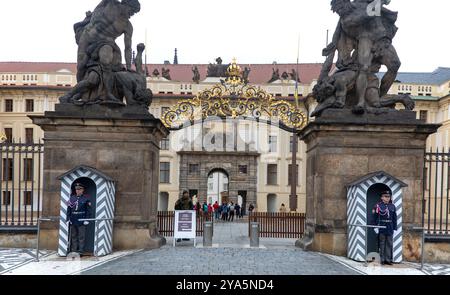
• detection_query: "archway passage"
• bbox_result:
[178,151,258,211]
[207,168,229,205]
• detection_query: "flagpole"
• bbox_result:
[290,33,301,213]
[145,28,148,76]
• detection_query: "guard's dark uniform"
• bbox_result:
[372,201,397,264]
[174,195,194,210]
[67,193,91,253]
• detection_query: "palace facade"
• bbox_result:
[1,61,449,214]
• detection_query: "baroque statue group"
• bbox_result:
[311,0,414,117]
[59,0,152,109]
[59,0,413,119]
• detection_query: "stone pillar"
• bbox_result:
[295,110,439,259]
[31,104,169,251]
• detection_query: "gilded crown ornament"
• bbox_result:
[161,59,307,132]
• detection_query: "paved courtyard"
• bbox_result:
[0,220,449,275]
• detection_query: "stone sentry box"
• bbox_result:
[347,171,407,263]
[57,165,116,257]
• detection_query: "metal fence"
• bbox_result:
[248,212,306,238]
[423,149,450,237]
[157,211,213,237]
[0,141,44,229]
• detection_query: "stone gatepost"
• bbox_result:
[31,104,169,251]
[296,109,439,261]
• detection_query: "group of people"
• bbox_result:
[174,191,258,222]
[213,202,244,222]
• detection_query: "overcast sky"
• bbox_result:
[0,0,448,72]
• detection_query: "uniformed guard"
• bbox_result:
[174,190,194,242]
[372,190,397,265]
[67,183,92,255]
[175,190,194,210]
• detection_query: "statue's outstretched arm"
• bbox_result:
[124,23,134,70]
[323,22,341,56]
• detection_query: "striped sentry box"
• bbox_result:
[347,171,407,263]
[57,166,116,257]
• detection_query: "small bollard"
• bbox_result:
[203,222,213,247]
[250,222,259,247]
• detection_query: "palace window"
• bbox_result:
[4,128,13,143]
[23,158,33,181]
[189,164,199,175]
[26,99,34,112]
[419,110,428,123]
[25,128,34,144]
[160,162,170,183]
[24,191,33,206]
[5,99,13,112]
[2,159,13,181]
[238,165,248,174]
[160,138,170,150]
[2,191,11,206]
[269,136,277,153]
[267,164,278,185]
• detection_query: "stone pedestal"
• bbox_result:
[30,104,169,251]
[295,109,439,260]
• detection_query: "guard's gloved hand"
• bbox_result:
[374,228,379,234]
[83,221,89,226]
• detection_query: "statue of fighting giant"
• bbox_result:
[311,0,414,116]
[60,0,152,109]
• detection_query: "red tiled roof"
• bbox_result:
[0,62,77,73]
[0,62,323,84]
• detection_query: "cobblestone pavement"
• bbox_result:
[421,264,450,275]
[83,221,360,275]
[1,221,449,275]
[0,248,51,274]
[82,246,361,275]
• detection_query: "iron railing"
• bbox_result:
[423,148,450,237]
[0,141,44,229]
[157,211,213,237]
[248,212,306,238]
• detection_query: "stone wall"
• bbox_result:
[297,110,440,259]
[31,105,169,251]
[178,151,259,207]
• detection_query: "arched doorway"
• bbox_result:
[207,168,229,205]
